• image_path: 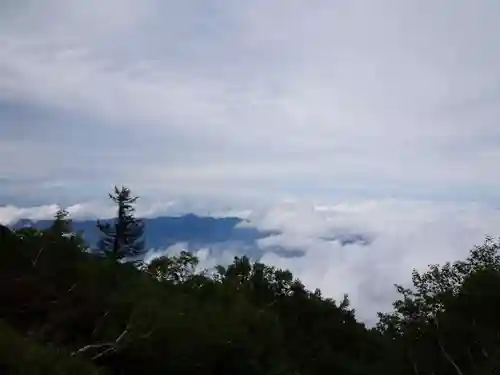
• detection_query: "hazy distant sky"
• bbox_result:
[1,0,500,206]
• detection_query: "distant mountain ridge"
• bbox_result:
[11,213,371,258]
[11,213,272,247]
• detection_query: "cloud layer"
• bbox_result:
[4,199,500,323]
[249,200,500,322]
[1,1,500,204]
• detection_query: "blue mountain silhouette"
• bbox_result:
[11,214,371,258]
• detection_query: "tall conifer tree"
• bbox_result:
[97,186,145,262]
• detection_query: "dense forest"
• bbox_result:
[1,186,500,374]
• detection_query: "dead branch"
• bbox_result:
[72,327,129,358]
[32,247,44,267]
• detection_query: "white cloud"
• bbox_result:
[1,1,500,203]
[0,204,60,225]
[0,199,179,225]
[247,199,500,323]
[4,198,499,325]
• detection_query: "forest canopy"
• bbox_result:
[1,186,500,374]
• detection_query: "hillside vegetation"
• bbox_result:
[1,187,500,374]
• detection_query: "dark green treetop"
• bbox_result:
[96,186,145,262]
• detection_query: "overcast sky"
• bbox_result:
[2,0,500,205]
[2,1,500,322]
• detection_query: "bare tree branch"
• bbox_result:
[32,247,44,267]
[72,327,129,358]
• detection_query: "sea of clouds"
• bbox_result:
[2,199,500,324]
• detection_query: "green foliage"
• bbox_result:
[46,208,88,251]
[377,236,500,374]
[0,212,380,374]
[3,187,500,374]
[146,250,200,283]
[0,319,102,375]
[96,186,145,262]
[48,208,72,236]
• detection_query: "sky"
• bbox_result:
[1,1,500,322]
